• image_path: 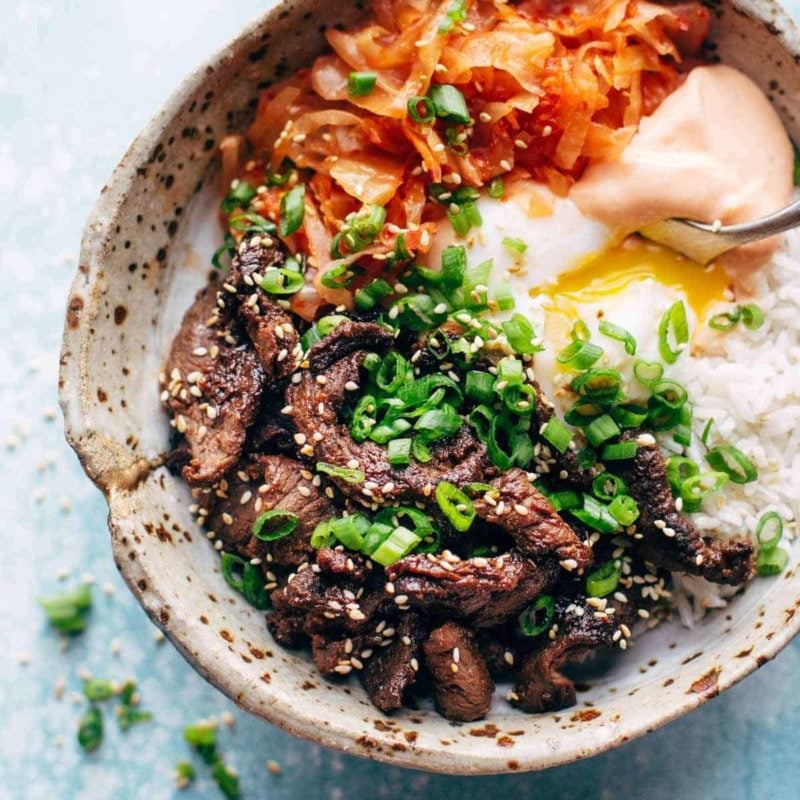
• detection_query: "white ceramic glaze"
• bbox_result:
[60,0,800,774]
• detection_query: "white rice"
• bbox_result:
[666,228,800,625]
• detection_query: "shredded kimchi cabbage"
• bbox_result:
[221,0,710,317]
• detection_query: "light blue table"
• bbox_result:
[2,2,798,798]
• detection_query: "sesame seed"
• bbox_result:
[479,111,492,123]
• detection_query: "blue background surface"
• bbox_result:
[1,1,799,797]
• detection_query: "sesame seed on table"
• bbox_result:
[2,0,800,798]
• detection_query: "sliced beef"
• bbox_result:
[266,606,306,648]
[423,621,494,722]
[473,469,593,569]
[513,594,635,713]
[226,234,301,379]
[163,285,265,486]
[247,400,297,456]
[206,454,335,568]
[285,321,493,505]
[274,562,392,635]
[360,613,426,713]
[612,432,754,585]
[475,629,519,678]
[310,630,385,675]
[316,547,370,583]
[386,551,557,628]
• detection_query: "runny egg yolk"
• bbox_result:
[533,237,732,320]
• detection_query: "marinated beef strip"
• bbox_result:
[286,321,494,505]
[473,468,593,569]
[612,432,754,585]
[512,594,636,713]
[386,551,558,628]
[163,285,265,486]
[424,621,494,722]
[360,613,426,713]
[205,454,335,567]
[226,234,301,379]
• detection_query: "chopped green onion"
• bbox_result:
[259,267,305,295]
[658,300,689,364]
[666,456,700,495]
[320,262,360,288]
[495,355,524,387]
[650,379,688,410]
[78,706,103,752]
[549,490,582,512]
[388,437,412,467]
[333,204,387,256]
[348,70,378,97]
[541,417,572,454]
[448,201,482,236]
[756,511,783,549]
[117,706,153,732]
[633,359,664,387]
[577,445,598,470]
[360,521,393,556]
[502,383,537,415]
[408,95,436,123]
[672,403,693,448]
[609,403,647,430]
[310,520,335,549]
[266,159,295,187]
[493,281,515,311]
[486,414,516,470]
[608,495,640,526]
[414,406,463,442]
[435,481,475,532]
[184,721,217,754]
[211,234,235,271]
[556,339,603,370]
[701,418,714,447]
[571,319,591,342]
[570,368,622,402]
[376,351,411,393]
[370,417,412,444]
[756,547,789,576]
[278,184,305,237]
[370,526,422,566]
[350,394,377,443]
[585,414,621,447]
[354,278,393,310]
[229,211,277,235]
[705,446,758,484]
[465,371,495,404]
[211,759,240,799]
[599,320,636,355]
[83,679,115,702]
[592,472,626,501]
[601,441,638,461]
[428,84,471,124]
[709,308,740,331]
[586,560,621,597]
[680,471,729,512]
[317,461,366,484]
[330,514,370,550]
[502,313,543,354]
[252,510,298,541]
[468,404,494,442]
[241,563,270,609]
[502,236,528,255]
[740,303,765,330]
[398,374,462,409]
[564,400,603,427]
[175,761,196,785]
[38,584,93,635]
[438,0,467,34]
[487,177,505,198]
[519,595,555,636]
[221,181,257,213]
[220,553,246,592]
[571,495,620,534]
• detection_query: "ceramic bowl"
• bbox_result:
[60,0,800,774]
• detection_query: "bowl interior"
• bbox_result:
[61,0,800,774]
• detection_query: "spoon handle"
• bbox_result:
[685,196,800,244]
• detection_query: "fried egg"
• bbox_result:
[423,179,732,409]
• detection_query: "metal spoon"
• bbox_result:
[639,196,800,264]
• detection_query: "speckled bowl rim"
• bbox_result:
[61,0,800,775]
